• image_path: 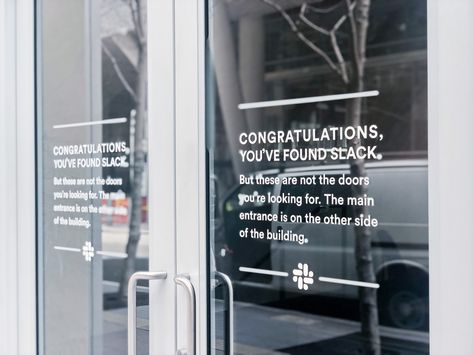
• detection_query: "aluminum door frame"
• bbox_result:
[148,0,179,353]
[173,0,208,354]
[149,1,207,353]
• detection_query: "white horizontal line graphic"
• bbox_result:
[54,246,81,252]
[238,90,379,110]
[239,266,289,277]
[96,251,128,258]
[319,276,380,289]
[53,117,127,129]
[378,222,428,228]
[54,246,128,259]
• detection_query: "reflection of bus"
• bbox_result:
[220,159,428,330]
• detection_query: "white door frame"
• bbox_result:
[173,0,207,354]
[148,0,177,353]
[148,0,208,353]
[0,0,36,354]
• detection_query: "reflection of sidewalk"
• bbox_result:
[102,306,149,355]
[99,299,428,355]
[213,301,428,355]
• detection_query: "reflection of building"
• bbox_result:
[101,1,148,211]
[101,35,136,194]
[213,0,427,188]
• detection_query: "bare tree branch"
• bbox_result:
[112,0,148,299]
[299,4,330,35]
[330,2,355,83]
[129,0,145,48]
[299,3,351,83]
[303,1,344,14]
[136,0,146,39]
[261,1,380,353]
[102,42,137,102]
[329,33,348,83]
[260,0,345,80]
[345,0,361,77]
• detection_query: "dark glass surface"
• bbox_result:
[207,1,429,354]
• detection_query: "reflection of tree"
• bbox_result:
[261,1,380,354]
[102,0,147,299]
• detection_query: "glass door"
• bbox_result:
[33,1,473,354]
[13,0,473,354]
[206,0,429,354]
[36,1,178,354]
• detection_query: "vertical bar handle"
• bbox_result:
[128,271,167,355]
[175,274,197,355]
[215,272,234,355]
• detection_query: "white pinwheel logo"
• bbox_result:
[82,241,95,262]
[292,263,314,291]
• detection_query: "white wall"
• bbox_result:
[429,0,473,353]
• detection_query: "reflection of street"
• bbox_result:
[101,224,149,305]
[101,224,149,259]
[101,306,149,355]
[98,299,428,355]
[213,301,428,355]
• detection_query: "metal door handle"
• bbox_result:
[128,271,167,355]
[214,272,234,355]
[175,274,196,355]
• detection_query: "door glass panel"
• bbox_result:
[37,1,149,354]
[207,0,429,354]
